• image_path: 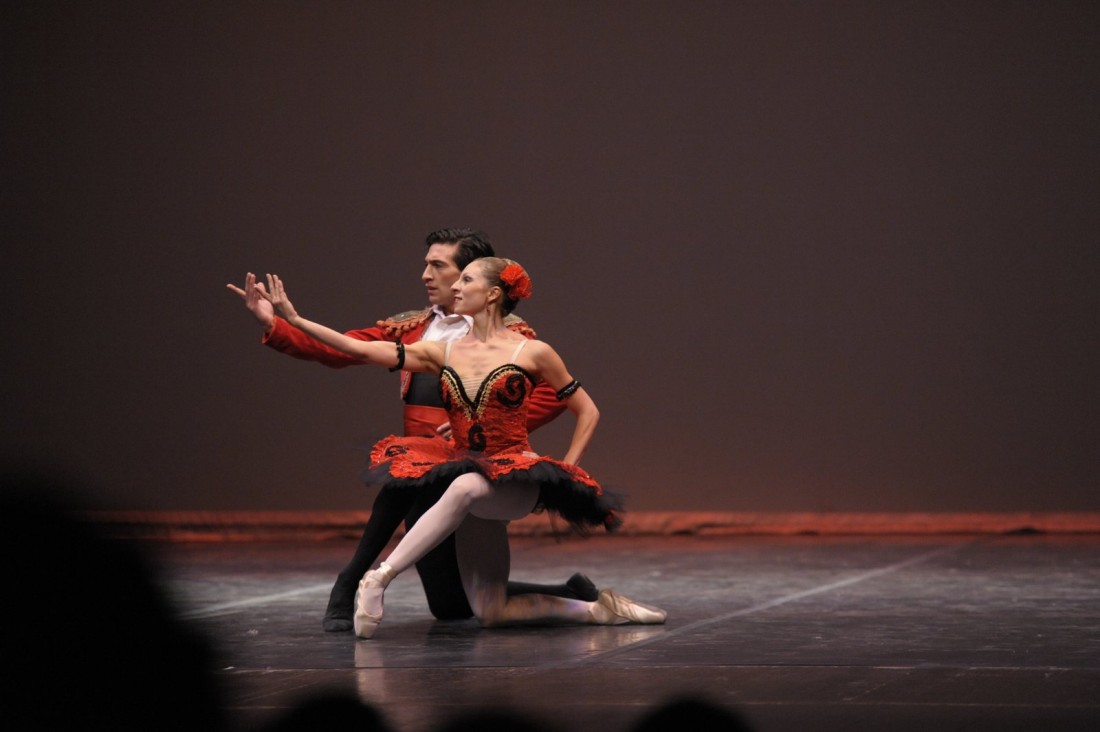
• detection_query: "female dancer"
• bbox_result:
[263,257,666,638]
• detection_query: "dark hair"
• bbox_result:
[424,228,494,271]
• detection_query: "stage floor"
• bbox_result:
[148,533,1100,732]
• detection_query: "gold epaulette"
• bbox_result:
[504,313,537,339]
[376,308,432,339]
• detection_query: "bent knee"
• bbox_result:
[475,609,508,628]
[467,596,510,628]
[447,473,492,505]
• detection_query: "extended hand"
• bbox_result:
[265,273,301,324]
[226,272,275,328]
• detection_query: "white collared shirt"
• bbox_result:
[421,305,473,342]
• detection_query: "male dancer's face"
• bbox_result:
[422,242,462,314]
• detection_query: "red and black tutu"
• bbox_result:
[363,435,622,534]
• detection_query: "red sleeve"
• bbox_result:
[261,317,389,369]
[526,381,568,432]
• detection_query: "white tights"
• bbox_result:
[372,473,593,626]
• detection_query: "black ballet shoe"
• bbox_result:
[566,573,599,602]
[321,578,356,632]
[589,589,667,625]
[354,562,397,639]
[322,610,353,633]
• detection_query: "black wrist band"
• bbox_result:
[388,341,406,372]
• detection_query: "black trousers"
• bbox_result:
[335,482,473,620]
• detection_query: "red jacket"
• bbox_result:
[262,308,567,436]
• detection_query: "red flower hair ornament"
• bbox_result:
[499,263,533,301]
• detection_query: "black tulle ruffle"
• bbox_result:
[363,458,623,534]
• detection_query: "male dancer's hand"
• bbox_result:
[226,272,275,331]
[435,422,453,441]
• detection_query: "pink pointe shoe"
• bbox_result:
[589,589,667,625]
[353,562,396,639]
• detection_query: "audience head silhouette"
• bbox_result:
[1,464,230,732]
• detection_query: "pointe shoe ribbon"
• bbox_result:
[354,562,396,639]
[590,589,667,625]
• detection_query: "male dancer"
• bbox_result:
[228,228,597,631]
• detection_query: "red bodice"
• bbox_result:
[369,364,598,490]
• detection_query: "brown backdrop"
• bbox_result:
[3,1,1098,512]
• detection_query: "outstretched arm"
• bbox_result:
[263,273,442,372]
[229,271,393,368]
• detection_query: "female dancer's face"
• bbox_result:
[451,262,496,316]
